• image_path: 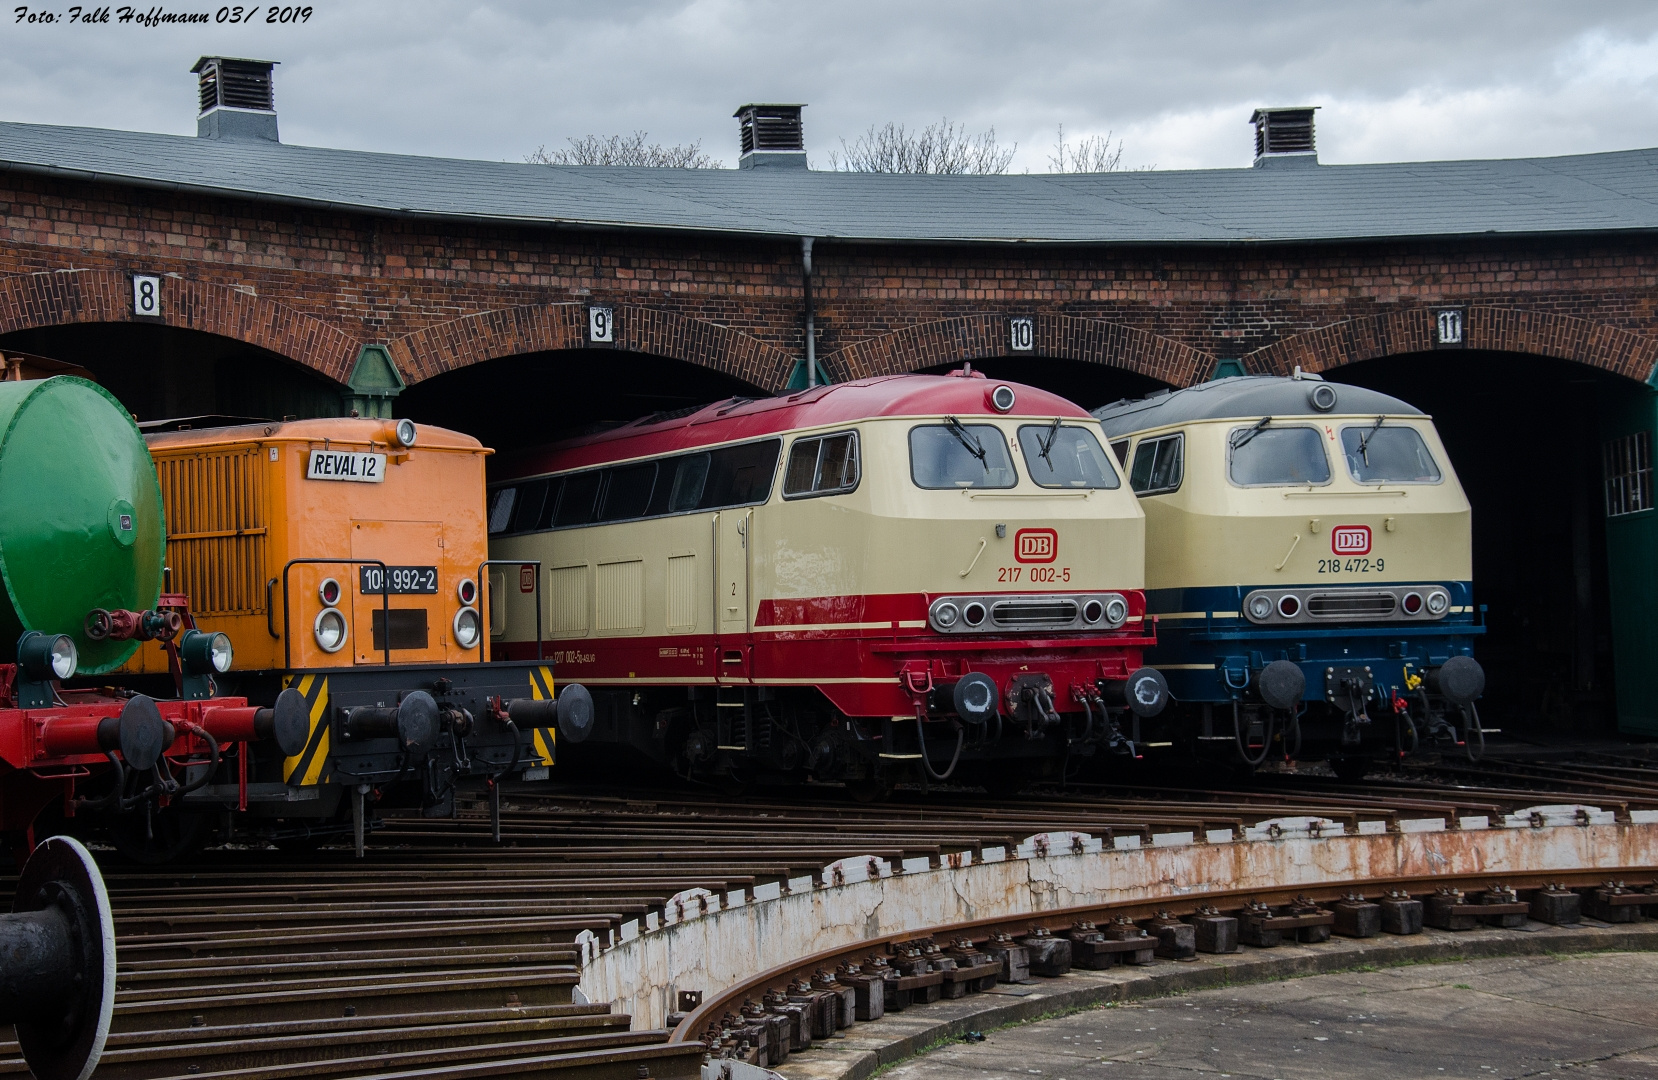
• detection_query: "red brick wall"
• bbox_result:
[3,172,1656,389]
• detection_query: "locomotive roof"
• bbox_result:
[496,373,1092,479]
[1093,375,1424,438]
[5,120,1658,244]
[141,416,484,452]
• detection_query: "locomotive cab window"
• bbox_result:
[1339,422,1442,484]
[598,462,658,521]
[1128,432,1184,496]
[909,420,1017,489]
[487,487,517,535]
[1228,424,1330,487]
[784,431,860,498]
[1018,423,1120,488]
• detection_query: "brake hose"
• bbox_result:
[915,716,964,781]
[1233,699,1272,768]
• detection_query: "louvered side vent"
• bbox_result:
[1251,107,1318,163]
[218,62,275,110]
[154,448,268,616]
[197,66,219,113]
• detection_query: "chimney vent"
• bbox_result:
[192,57,279,142]
[734,104,807,169]
[1250,107,1317,167]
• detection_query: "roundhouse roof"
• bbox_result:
[4,120,1658,244]
[496,372,1091,479]
[1093,375,1424,438]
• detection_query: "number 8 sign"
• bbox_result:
[132,274,161,318]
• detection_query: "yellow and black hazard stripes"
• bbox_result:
[527,665,557,766]
[281,674,333,785]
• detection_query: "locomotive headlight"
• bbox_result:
[932,601,961,630]
[314,608,348,653]
[962,601,987,627]
[18,631,77,681]
[1248,594,1274,621]
[181,629,234,674]
[1426,590,1450,615]
[457,577,480,607]
[1081,599,1105,624]
[318,577,342,607]
[1103,596,1129,626]
[453,607,482,649]
[394,418,418,448]
[989,384,1017,413]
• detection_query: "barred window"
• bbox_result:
[1604,431,1653,517]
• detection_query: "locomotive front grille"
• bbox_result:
[1306,592,1397,618]
[991,599,1079,626]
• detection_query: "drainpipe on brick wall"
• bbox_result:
[802,237,816,387]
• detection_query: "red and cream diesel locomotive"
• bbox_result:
[486,369,1167,792]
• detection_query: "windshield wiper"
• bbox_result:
[944,416,988,466]
[1231,416,1272,450]
[1038,417,1062,466]
[1355,415,1385,465]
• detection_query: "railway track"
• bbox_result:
[5,755,1657,1080]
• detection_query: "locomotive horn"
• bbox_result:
[1426,656,1485,706]
[0,836,115,1080]
[1257,660,1306,712]
[1101,668,1169,717]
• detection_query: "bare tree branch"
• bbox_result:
[827,118,1016,175]
[1047,125,1127,173]
[527,132,722,168]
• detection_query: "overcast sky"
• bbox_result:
[2,1,1656,172]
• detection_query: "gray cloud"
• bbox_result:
[1,0,1655,171]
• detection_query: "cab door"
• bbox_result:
[714,509,751,680]
[350,520,447,665]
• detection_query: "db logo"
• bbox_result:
[520,564,537,593]
[1014,528,1058,564]
[1331,525,1371,556]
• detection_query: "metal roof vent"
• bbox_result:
[734,104,807,169]
[1251,107,1317,167]
[192,57,279,142]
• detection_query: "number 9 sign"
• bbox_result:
[133,274,161,318]
[588,306,614,344]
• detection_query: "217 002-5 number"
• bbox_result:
[998,566,1071,583]
[1318,557,1385,573]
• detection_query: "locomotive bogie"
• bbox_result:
[489,373,1164,784]
[1096,375,1485,766]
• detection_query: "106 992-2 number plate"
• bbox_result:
[358,565,438,594]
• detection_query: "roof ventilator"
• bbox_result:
[1251,107,1317,168]
[192,57,279,142]
[735,104,807,170]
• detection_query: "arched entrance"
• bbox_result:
[396,348,768,456]
[1329,351,1640,736]
[0,322,343,422]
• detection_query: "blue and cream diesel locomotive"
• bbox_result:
[1094,373,1486,774]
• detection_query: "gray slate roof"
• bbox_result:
[1094,375,1423,437]
[4,119,1658,244]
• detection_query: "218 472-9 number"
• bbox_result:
[998,566,1071,583]
[1318,557,1385,573]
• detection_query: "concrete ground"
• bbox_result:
[888,952,1658,1080]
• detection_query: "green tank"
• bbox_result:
[0,377,165,675]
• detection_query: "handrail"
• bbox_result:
[281,558,391,669]
[477,560,543,662]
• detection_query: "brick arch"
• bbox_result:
[821,313,1212,386]
[0,269,357,383]
[1245,306,1658,383]
[387,302,795,389]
